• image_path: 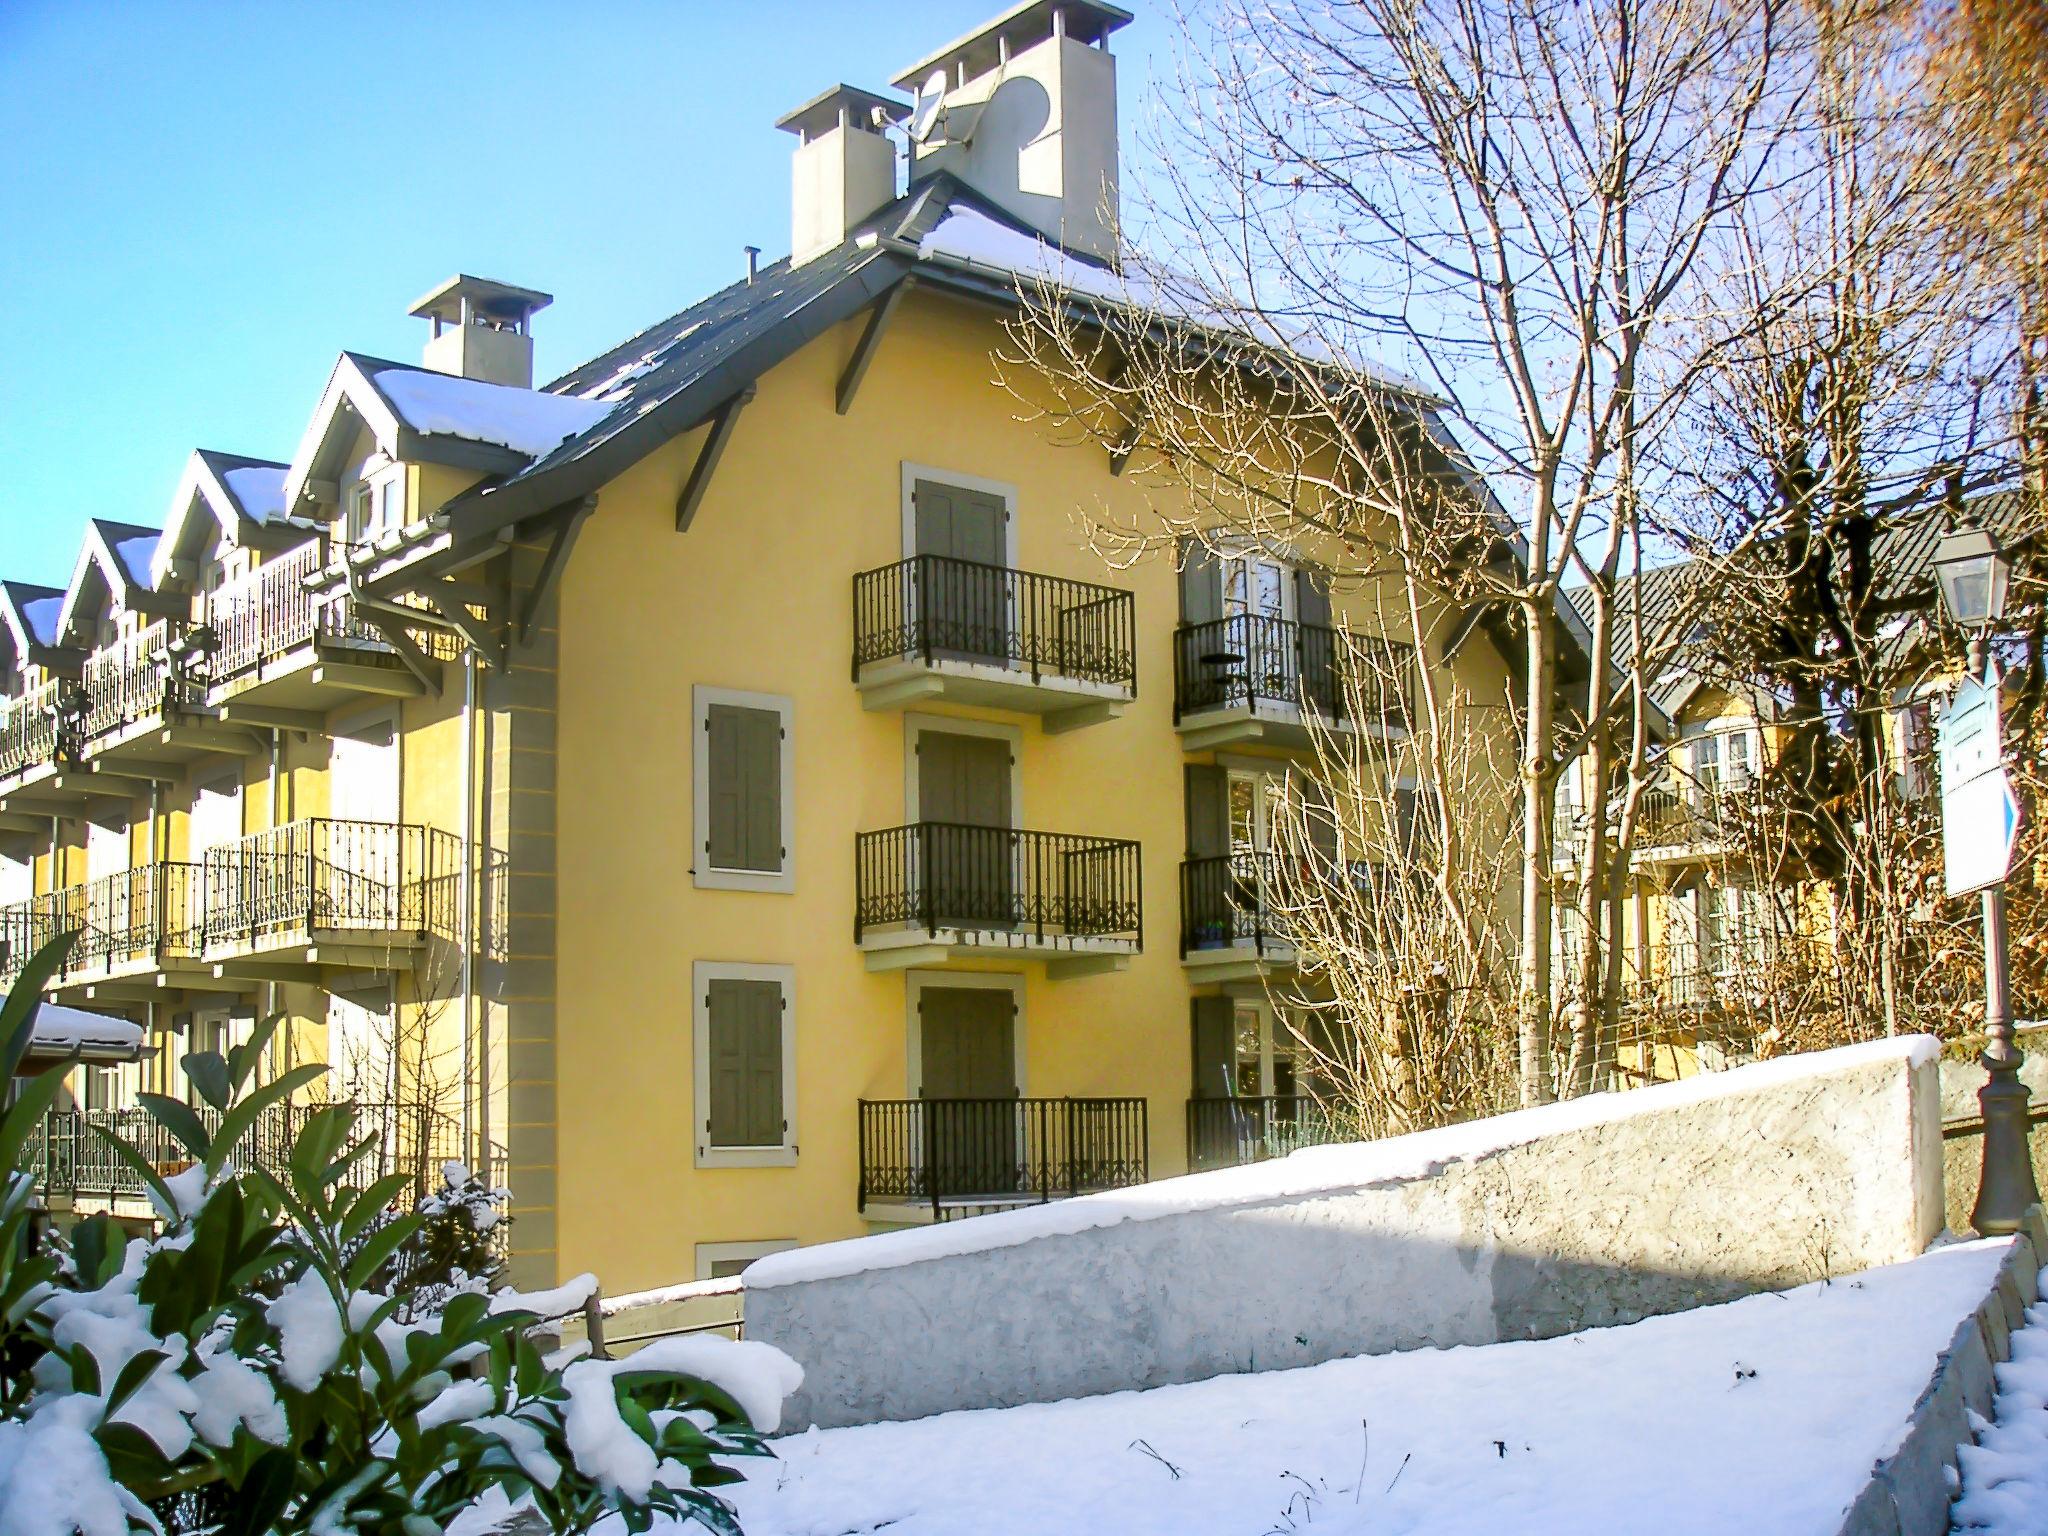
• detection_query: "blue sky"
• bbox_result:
[0,2,1168,590]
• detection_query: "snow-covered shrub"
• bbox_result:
[336,1161,510,1322]
[0,938,799,1535]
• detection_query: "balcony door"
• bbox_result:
[329,713,399,928]
[918,981,1020,1198]
[913,477,1008,666]
[917,727,1014,930]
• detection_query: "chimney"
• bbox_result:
[775,85,909,267]
[893,0,1132,264]
[408,274,554,389]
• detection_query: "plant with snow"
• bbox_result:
[0,936,798,1535]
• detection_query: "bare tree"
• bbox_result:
[1005,0,1798,1104]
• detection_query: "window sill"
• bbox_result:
[693,866,795,895]
[695,1146,798,1170]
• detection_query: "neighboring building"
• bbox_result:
[0,1,1528,1288]
[1554,490,2036,1086]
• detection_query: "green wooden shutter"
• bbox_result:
[1190,996,1235,1098]
[706,703,783,873]
[1178,537,1223,626]
[1293,566,1333,630]
[1302,775,1341,864]
[707,977,784,1147]
[1184,763,1229,858]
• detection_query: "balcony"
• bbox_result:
[202,818,459,976]
[205,541,421,727]
[0,676,74,816]
[42,863,208,1003]
[1172,616,1410,751]
[854,822,1142,978]
[857,1096,1149,1221]
[1179,851,1301,981]
[78,620,251,777]
[1185,1095,1343,1172]
[853,556,1136,731]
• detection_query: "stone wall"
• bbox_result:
[746,1037,1945,1431]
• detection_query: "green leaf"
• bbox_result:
[441,1291,490,1339]
[205,1062,327,1180]
[224,1014,281,1095]
[182,1050,232,1112]
[0,932,79,1080]
[218,1452,296,1536]
[136,1092,213,1161]
[103,1348,169,1417]
[84,1119,179,1218]
[290,1106,354,1199]
[0,1060,80,1184]
[346,1214,423,1292]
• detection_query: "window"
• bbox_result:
[694,1240,797,1281]
[1689,726,1758,796]
[1701,882,1771,979]
[692,686,794,893]
[692,961,796,1167]
[347,470,404,545]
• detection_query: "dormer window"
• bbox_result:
[347,471,404,545]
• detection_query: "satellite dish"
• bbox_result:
[909,69,948,143]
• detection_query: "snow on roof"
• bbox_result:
[374,367,615,460]
[746,1034,1939,1290]
[21,1002,144,1066]
[18,592,61,648]
[915,205,1432,396]
[726,1237,2020,1536]
[219,464,288,523]
[109,530,158,589]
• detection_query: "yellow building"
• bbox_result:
[1,0,1528,1290]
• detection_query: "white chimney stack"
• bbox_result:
[893,0,1131,264]
[776,86,909,268]
[409,275,553,389]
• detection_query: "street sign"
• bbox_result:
[1940,664,2021,898]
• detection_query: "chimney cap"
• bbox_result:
[408,274,554,327]
[775,84,910,140]
[890,0,1132,91]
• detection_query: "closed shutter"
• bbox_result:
[1301,775,1341,864]
[1293,566,1333,630]
[707,977,784,1147]
[1294,567,1337,712]
[706,704,783,873]
[1178,537,1223,626]
[1190,995,1235,1098]
[1184,764,1229,858]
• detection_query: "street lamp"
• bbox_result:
[1932,520,2039,1235]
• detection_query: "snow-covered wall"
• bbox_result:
[747,1037,1945,1431]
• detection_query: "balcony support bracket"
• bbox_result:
[352,624,442,697]
[861,942,954,974]
[858,674,947,713]
[423,586,504,673]
[218,703,326,735]
[837,279,913,416]
[1042,700,1125,735]
[0,813,43,834]
[675,386,754,533]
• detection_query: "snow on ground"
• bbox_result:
[376,367,614,459]
[713,1237,2009,1536]
[1953,1267,2048,1534]
[748,1035,1938,1290]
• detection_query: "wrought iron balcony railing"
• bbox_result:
[0,894,62,992]
[1181,850,1300,959]
[855,822,1142,947]
[206,540,386,680]
[22,1100,473,1203]
[1186,1095,1343,1171]
[0,675,69,781]
[202,817,460,951]
[857,1096,1149,1217]
[70,863,205,976]
[852,555,1138,692]
[81,619,206,739]
[1173,615,1411,728]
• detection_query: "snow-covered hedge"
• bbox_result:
[0,939,800,1535]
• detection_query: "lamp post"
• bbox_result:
[1932,522,2039,1235]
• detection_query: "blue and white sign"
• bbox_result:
[1939,665,2021,898]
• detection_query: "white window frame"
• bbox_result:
[903,969,1026,1098]
[692,960,797,1168]
[691,685,795,894]
[347,465,405,546]
[898,462,1019,567]
[694,1239,798,1281]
